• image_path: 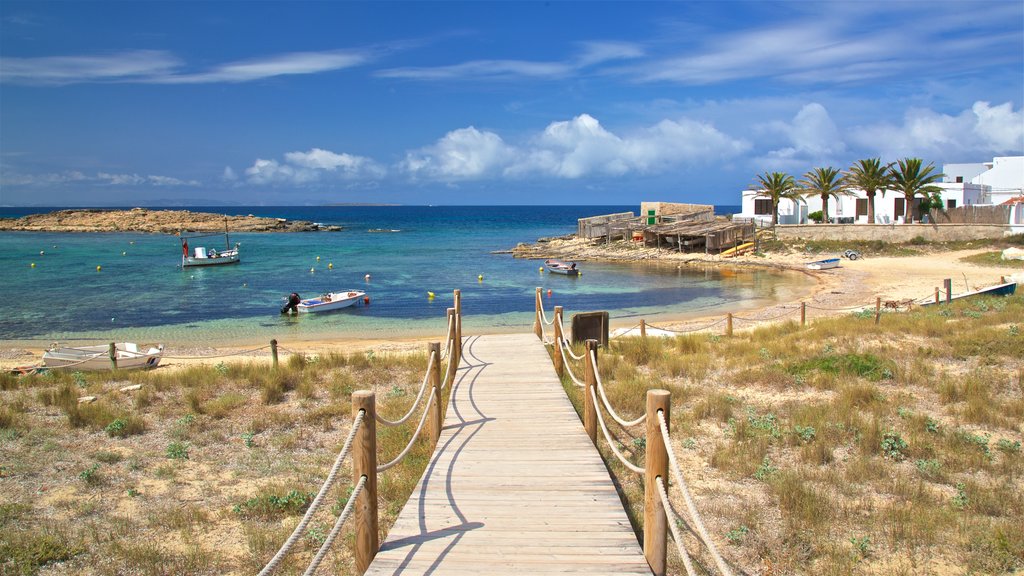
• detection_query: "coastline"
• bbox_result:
[3,236,1019,371]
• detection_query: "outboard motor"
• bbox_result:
[280,292,301,314]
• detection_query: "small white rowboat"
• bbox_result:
[296,290,366,313]
[42,342,164,371]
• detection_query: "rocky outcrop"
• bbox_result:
[0,208,341,233]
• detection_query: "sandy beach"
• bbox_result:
[3,241,1019,371]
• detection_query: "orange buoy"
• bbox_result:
[547,289,552,297]
[363,296,370,305]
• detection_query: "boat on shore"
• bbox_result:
[721,242,755,258]
[545,259,579,276]
[806,258,841,270]
[180,218,240,268]
[42,342,164,371]
[921,281,1017,306]
[295,290,367,313]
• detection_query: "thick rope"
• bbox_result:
[301,474,366,576]
[258,410,365,576]
[161,344,271,360]
[659,410,733,576]
[645,317,727,335]
[608,323,642,341]
[538,298,554,326]
[558,341,586,387]
[562,338,587,361]
[590,350,646,428]
[655,475,699,576]
[376,352,436,427]
[731,307,797,322]
[377,387,436,473]
[590,387,645,474]
[440,314,455,360]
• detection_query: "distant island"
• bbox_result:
[0,207,340,233]
[325,202,402,206]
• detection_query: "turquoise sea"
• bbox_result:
[0,205,813,346]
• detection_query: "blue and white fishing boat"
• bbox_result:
[805,258,840,270]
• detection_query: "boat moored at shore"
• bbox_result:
[545,259,580,276]
[42,342,164,371]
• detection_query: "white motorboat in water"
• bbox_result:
[42,342,164,371]
[294,290,367,313]
[180,219,241,268]
[545,259,580,276]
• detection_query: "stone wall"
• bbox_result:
[775,224,1010,242]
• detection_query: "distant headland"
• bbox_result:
[0,207,339,233]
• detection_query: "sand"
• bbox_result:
[3,243,1020,370]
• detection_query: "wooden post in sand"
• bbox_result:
[108,342,117,370]
[453,289,462,369]
[944,278,952,304]
[428,342,442,447]
[553,306,564,378]
[934,287,940,305]
[640,319,647,339]
[800,302,807,327]
[583,339,598,446]
[534,287,543,339]
[875,297,882,325]
[644,389,671,576]
[270,339,279,369]
[726,313,733,337]
[446,308,456,381]
[352,391,379,572]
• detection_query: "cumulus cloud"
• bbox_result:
[243,148,384,185]
[402,113,749,181]
[1,170,198,187]
[222,166,237,181]
[755,103,847,169]
[850,100,1023,158]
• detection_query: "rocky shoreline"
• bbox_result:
[0,208,340,233]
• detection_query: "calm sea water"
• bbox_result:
[0,205,812,345]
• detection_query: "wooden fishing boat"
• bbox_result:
[805,258,841,270]
[296,290,366,313]
[180,218,240,268]
[922,281,1017,306]
[545,259,580,276]
[42,342,164,371]
[721,242,755,258]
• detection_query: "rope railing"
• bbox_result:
[439,313,455,360]
[557,339,586,387]
[258,409,365,576]
[590,350,646,428]
[658,410,733,576]
[377,387,438,473]
[302,474,366,576]
[655,475,699,576]
[376,351,436,427]
[588,386,645,474]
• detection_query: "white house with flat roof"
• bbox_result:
[734,156,1023,226]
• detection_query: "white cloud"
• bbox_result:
[222,166,237,181]
[402,113,749,181]
[147,175,199,186]
[155,51,367,84]
[755,103,846,169]
[850,101,1024,158]
[1,170,199,187]
[378,59,571,81]
[243,148,384,185]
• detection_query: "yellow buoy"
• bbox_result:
[539,266,544,272]
[96,265,102,271]
[427,291,435,299]
[478,274,483,281]
[316,256,321,261]
[30,262,36,268]
[328,263,333,269]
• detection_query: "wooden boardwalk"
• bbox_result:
[366,333,651,575]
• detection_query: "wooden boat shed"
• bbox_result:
[577,202,755,254]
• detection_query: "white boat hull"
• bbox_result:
[805,258,840,270]
[183,248,240,267]
[42,343,164,371]
[297,291,366,313]
[545,259,580,276]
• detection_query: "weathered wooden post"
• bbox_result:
[428,342,442,447]
[640,319,647,339]
[934,287,940,305]
[446,308,457,382]
[583,339,598,446]
[726,313,733,337]
[875,296,882,325]
[453,289,462,369]
[352,391,379,572]
[533,287,543,339]
[800,302,807,327]
[944,278,952,304]
[108,342,117,370]
[644,389,671,576]
[553,306,564,378]
[270,339,279,370]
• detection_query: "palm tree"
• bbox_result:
[752,171,800,227]
[890,158,944,223]
[844,158,892,224]
[799,167,847,224]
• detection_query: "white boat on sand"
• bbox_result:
[805,258,840,270]
[42,342,164,371]
[295,290,366,313]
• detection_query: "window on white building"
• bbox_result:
[856,199,868,217]
[947,199,957,209]
[754,199,773,215]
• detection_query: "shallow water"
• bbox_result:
[0,205,812,345]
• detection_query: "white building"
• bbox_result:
[735,156,1023,226]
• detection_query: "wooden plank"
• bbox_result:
[366,333,650,575]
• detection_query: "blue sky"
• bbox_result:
[1,1,1022,206]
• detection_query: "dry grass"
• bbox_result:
[590,293,1024,575]
[0,348,435,575]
